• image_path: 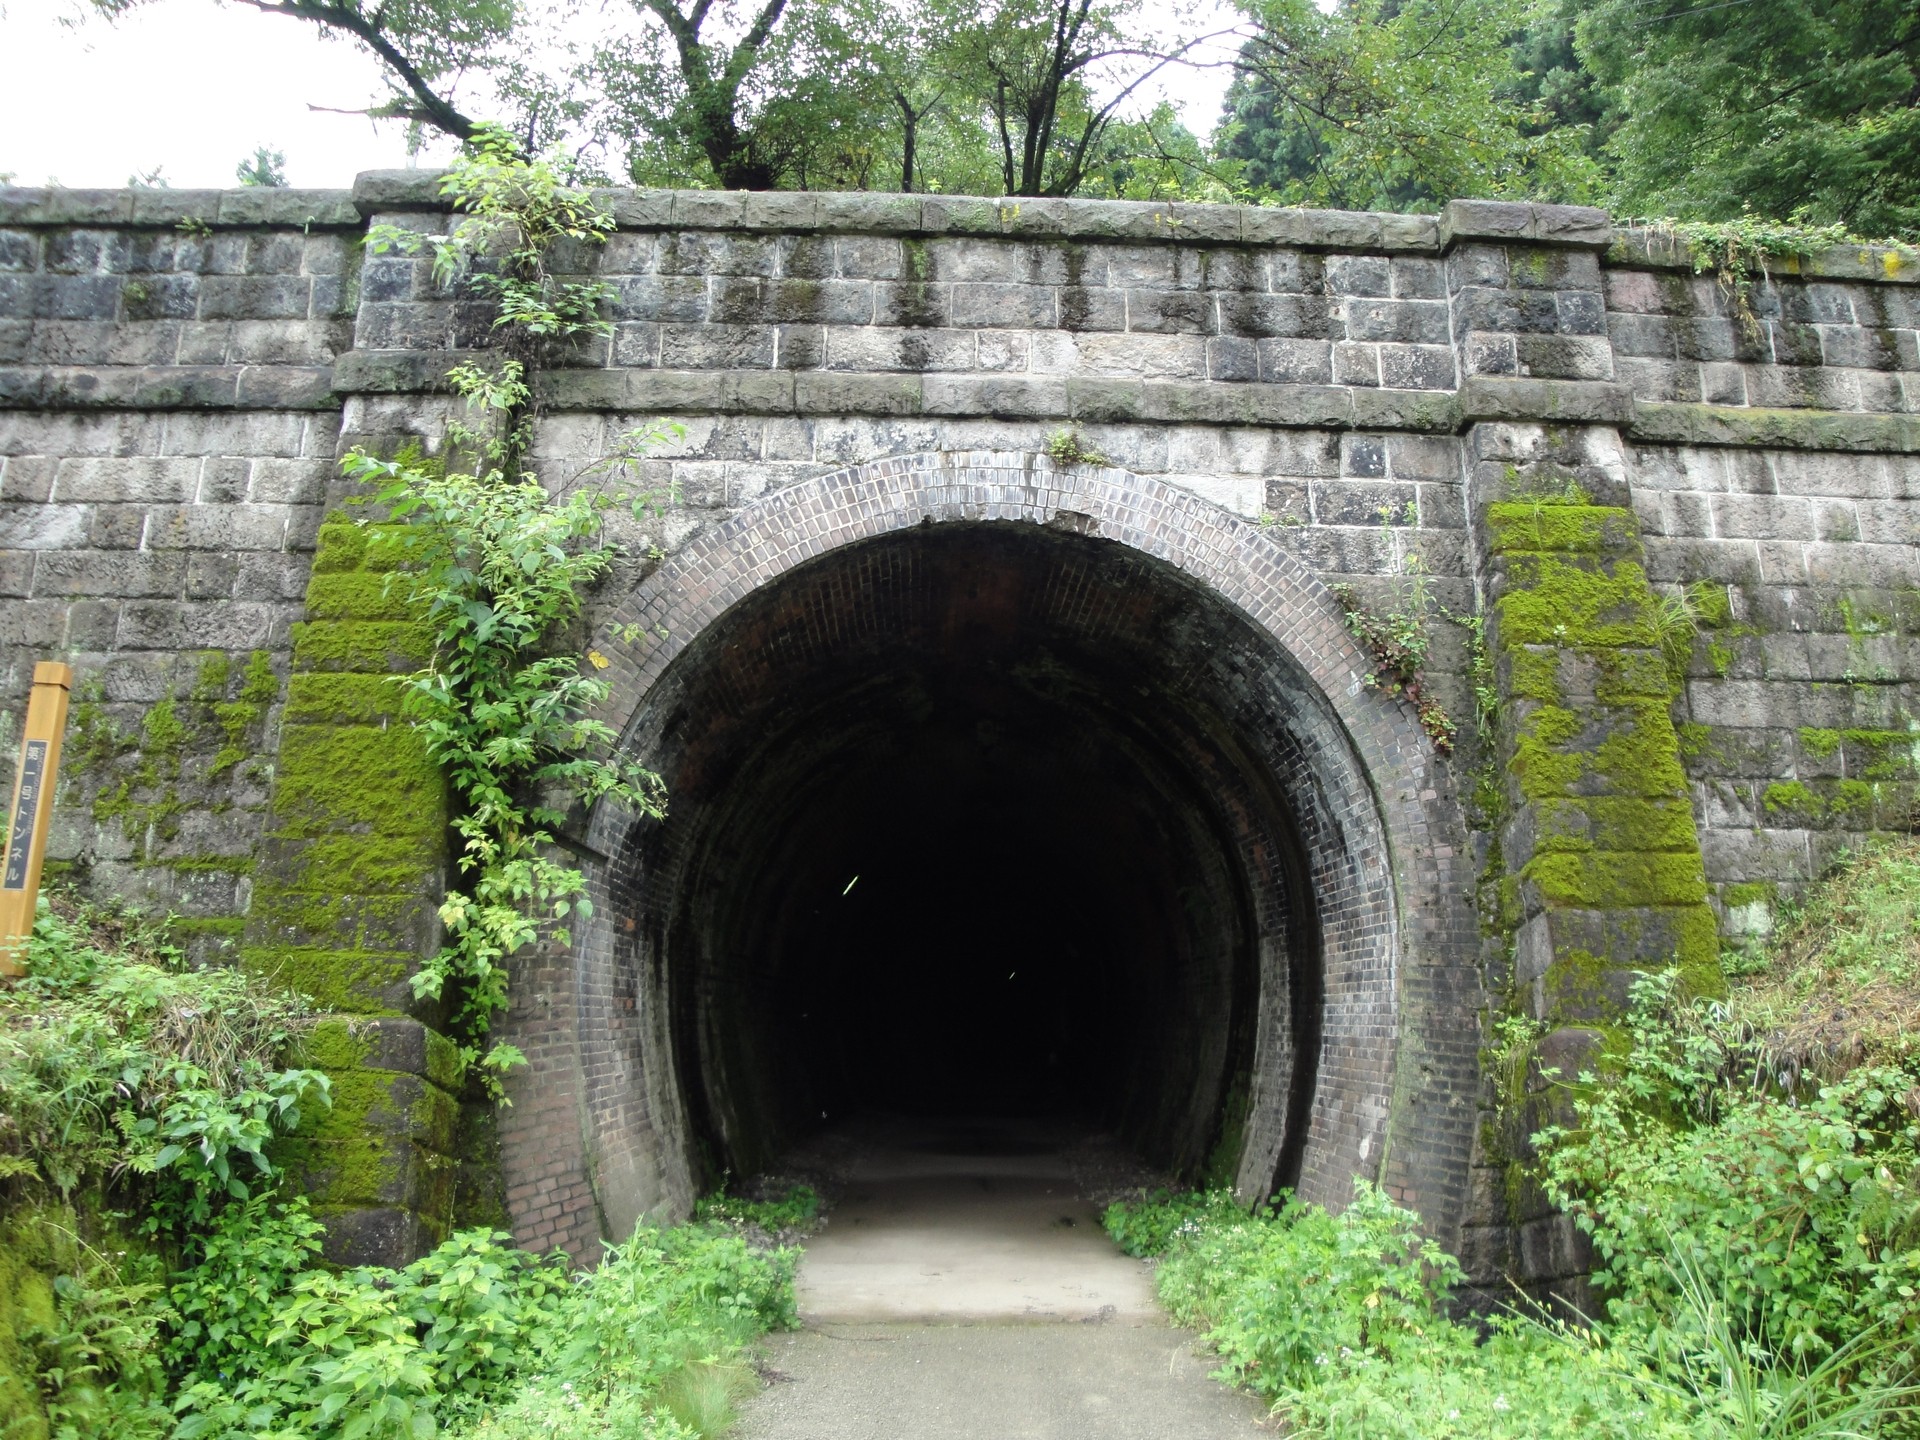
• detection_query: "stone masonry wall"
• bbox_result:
[0,176,1916,1281]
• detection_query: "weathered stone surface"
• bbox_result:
[0,177,1912,1297]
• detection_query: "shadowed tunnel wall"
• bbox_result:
[493,454,1483,1261]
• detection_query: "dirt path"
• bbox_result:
[736,1121,1265,1440]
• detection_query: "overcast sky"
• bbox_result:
[0,0,1240,190]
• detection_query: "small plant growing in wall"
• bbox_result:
[1044,429,1110,468]
[1331,505,1458,754]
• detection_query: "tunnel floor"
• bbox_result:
[767,1114,1167,1323]
[736,1115,1269,1439]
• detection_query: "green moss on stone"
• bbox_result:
[1525,850,1709,909]
[270,724,444,838]
[242,943,412,1016]
[248,509,459,1245]
[290,620,435,673]
[285,671,407,726]
[1498,554,1661,650]
[303,571,423,623]
[1487,502,1636,556]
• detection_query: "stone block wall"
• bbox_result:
[0,176,1915,1284]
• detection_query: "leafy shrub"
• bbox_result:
[0,895,327,1218]
[165,1193,324,1387]
[1106,1183,1686,1437]
[1101,1188,1238,1259]
[167,1220,793,1440]
[1539,973,1920,1387]
[1139,1183,1461,1394]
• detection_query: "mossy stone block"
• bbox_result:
[270,724,445,836]
[286,671,408,725]
[304,571,421,623]
[241,943,412,1016]
[290,619,435,673]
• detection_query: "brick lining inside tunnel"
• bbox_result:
[493,453,1481,1258]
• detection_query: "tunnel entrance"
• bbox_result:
[503,455,1481,1259]
[619,521,1332,1193]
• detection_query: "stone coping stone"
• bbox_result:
[1628,399,1920,453]
[0,186,362,228]
[355,169,1451,250]
[0,363,337,410]
[516,365,1465,430]
[1459,376,1634,425]
[5,177,1911,287]
[8,354,1917,455]
[1606,227,1917,285]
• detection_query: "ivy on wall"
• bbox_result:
[349,127,678,1089]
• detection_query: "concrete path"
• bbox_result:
[736,1121,1267,1439]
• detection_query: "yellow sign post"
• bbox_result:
[0,663,73,978]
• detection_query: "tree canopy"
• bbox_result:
[81,0,1920,236]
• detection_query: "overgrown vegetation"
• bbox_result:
[0,895,798,1440]
[348,130,677,1090]
[1628,217,1920,339]
[1108,838,1920,1436]
[0,895,325,1219]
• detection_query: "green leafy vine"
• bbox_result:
[344,131,675,1091]
[1628,215,1919,340]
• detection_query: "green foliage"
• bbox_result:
[1101,1187,1238,1259]
[165,1194,324,1388]
[27,1229,171,1440]
[1106,1183,1683,1435]
[1629,217,1919,339]
[0,899,772,1440]
[1329,506,1458,753]
[366,124,615,371]
[1751,838,1920,1045]
[350,133,675,1088]
[1611,1245,1920,1440]
[1043,430,1109,467]
[0,895,326,1219]
[1220,0,1600,210]
[341,403,671,1083]
[1113,835,1920,1437]
[693,1184,821,1233]
[1577,0,1920,238]
[168,1219,791,1440]
[1538,969,1920,1400]
[1151,1183,1463,1395]
[234,147,287,188]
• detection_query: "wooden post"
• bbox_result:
[0,663,73,978]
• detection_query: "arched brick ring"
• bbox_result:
[497,451,1479,1259]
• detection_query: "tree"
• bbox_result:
[948,0,1213,197]
[85,0,1219,198]
[1576,0,1920,237]
[1218,0,1598,211]
[591,0,848,188]
[236,146,290,187]
[88,0,513,141]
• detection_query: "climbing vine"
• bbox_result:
[345,131,673,1088]
[1627,216,1917,339]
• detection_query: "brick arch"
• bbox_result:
[495,451,1480,1258]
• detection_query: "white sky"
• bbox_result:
[0,0,1240,190]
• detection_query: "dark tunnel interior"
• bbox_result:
[621,523,1325,1189]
